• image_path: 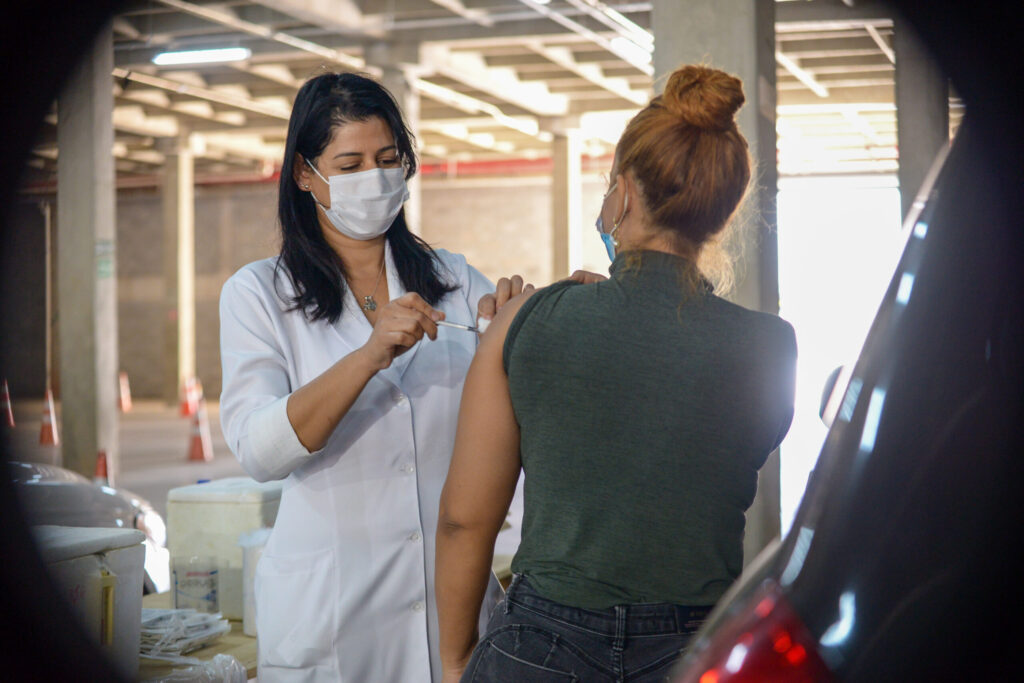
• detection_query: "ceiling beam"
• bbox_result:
[411,77,552,141]
[150,0,561,141]
[113,68,292,120]
[864,24,895,64]
[513,0,653,76]
[561,0,653,50]
[776,52,830,98]
[242,0,382,38]
[153,0,371,73]
[419,122,516,153]
[373,3,650,43]
[525,41,647,106]
[775,0,891,24]
[427,0,495,27]
[420,45,568,116]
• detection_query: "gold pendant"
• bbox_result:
[362,295,377,312]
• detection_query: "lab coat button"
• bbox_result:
[408,531,421,542]
[412,601,425,612]
[400,463,415,474]
[393,391,408,406]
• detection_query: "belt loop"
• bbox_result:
[503,574,521,615]
[613,605,627,653]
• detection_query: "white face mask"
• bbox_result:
[306,160,410,240]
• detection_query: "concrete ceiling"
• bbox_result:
[24,0,962,185]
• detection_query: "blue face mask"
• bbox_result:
[596,216,617,262]
[596,180,627,262]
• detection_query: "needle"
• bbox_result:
[436,320,478,332]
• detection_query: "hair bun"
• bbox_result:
[661,65,745,131]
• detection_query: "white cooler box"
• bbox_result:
[167,477,283,619]
[33,525,146,680]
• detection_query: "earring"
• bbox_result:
[303,184,309,189]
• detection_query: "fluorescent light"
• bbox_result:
[152,47,252,66]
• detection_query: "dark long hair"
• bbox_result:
[275,71,457,323]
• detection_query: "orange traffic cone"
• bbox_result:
[40,388,59,445]
[94,450,110,486]
[2,379,13,427]
[118,371,133,413]
[187,398,213,462]
[180,377,199,417]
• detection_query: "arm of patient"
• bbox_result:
[436,290,535,682]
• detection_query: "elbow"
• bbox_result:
[235,446,293,483]
[241,462,280,484]
[437,502,466,538]
[437,498,481,540]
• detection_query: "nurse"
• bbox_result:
[219,72,518,681]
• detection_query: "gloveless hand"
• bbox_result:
[357,292,442,370]
[477,274,535,321]
[566,269,608,285]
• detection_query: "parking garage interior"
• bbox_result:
[0,1,966,680]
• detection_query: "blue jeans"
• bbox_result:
[461,575,711,682]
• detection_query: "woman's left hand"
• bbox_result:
[477,275,534,322]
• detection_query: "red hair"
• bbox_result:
[617,64,751,249]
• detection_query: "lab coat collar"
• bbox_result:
[333,237,420,385]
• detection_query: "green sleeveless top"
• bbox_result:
[504,250,797,609]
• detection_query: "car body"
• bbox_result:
[9,461,171,594]
[668,103,1024,682]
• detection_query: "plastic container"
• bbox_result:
[237,527,272,636]
[166,477,283,619]
[172,555,219,612]
[32,525,146,680]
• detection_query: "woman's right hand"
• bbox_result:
[566,269,608,284]
[357,292,442,371]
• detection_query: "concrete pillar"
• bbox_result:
[56,23,119,479]
[652,0,781,564]
[159,134,196,405]
[549,122,583,280]
[894,16,948,220]
[366,42,422,235]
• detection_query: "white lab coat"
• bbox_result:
[219,243,502,682]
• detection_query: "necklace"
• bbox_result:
[360,257,386,312]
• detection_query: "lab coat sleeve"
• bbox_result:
[438,249,494,315]
[465,261,495,314]
[219,270,319,482]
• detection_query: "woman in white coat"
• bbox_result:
[219,72,516,682]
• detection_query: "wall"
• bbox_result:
[0,201,48,397]
[5,175,609,399]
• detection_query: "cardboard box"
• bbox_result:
[34,525,146,680]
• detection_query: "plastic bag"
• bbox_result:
[141,653,246,682]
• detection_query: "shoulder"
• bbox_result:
[431,248,468,281]
[704,295,797,357]
[499,280,583,368]
[221,257,289,308]
[508,279,586,327]
[750,309,797,356]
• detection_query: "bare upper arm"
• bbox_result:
[439,289,538,531]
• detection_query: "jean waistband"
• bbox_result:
[505,574,712,637]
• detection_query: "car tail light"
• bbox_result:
[673,581,835,683]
